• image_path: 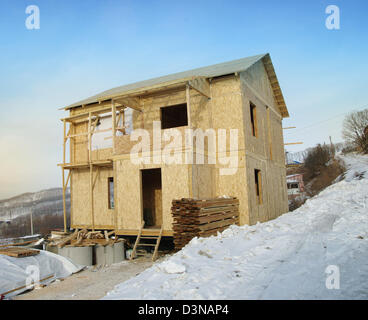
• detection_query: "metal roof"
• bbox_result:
[63,53,289,117]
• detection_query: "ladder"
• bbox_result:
[130,222,163,262]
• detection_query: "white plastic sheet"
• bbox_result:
[0,249,83,299]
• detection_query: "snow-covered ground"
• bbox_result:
[104,153,368,300]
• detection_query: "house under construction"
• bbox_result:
[59,53,289,239]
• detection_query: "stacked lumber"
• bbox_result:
[172,197,239,249]
[0,247,40,258]
[49,229,118,248]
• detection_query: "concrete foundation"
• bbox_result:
[58,245,93,266]
[95,241,125,266]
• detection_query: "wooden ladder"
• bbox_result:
[130,222,163,262]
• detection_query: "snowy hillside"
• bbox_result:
[0,188,70,222]
[104,153,368,300]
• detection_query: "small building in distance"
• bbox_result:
[286,174,305,200]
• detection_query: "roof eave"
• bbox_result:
[261,54,289,118]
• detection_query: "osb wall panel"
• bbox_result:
[138,89,210,130]
[71,167,114,227]
[92,167,114,226]
[210,76,245,147]
[270,111,285,166]
[240,78,269,158]
[161,164,191,230]
[71,168,90,226]
[241,60,280,115]
[115,157,190,231]
[115,126,188,155]
[238,64,288,225]
[115,159,142,230]
[192,164,216,199]
[244,155,288,225]
[73,122,88,163]
[214,151,249,225]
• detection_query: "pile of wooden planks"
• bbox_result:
[172,197,239,250]
[0,247,40,258]
[48,229,118,248]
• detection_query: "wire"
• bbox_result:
[285,104,368,136]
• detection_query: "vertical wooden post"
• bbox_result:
[186,84,194,198]
[112,100,116,154]
[69,122,73,226]
[186,84,191,128]
[88,112,95,231]
[62,119,67,233]
[62,168,67,233]
[111,101,117,233]
[63,120,66,164]
[89,164,95,231]
[88,113,92,163]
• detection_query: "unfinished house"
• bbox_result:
[59,53,290,241]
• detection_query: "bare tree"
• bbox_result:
[342,109,368,154]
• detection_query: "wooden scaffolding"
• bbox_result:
[58,76,212,234]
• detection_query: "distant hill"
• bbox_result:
[0,188,70,239]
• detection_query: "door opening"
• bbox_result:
[141,168,162,228]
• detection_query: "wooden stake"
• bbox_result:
[284,142,303,145]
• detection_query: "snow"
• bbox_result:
[160,261,186,274]
[103,153,368,300]
[0,249,83,299]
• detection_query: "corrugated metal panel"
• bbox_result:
[64,54,266,110]
[62,53,289,118]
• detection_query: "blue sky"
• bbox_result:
[0,0,367,199]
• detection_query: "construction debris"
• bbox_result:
[48,229,120,248]
[0,247,40,258]
[172,197,239,250]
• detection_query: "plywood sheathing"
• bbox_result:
[238,61,289,224]
[71,166,115,228]
[66,65,288,232]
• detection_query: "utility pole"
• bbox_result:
[30,211,34,235]
[329,136,335,156]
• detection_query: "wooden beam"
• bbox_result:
[62,168,67,233]
[284,142,303,145]
[115,96,142,112]
[282,126,296,130]
[64,171,71,190]
[186,84,191,128]
[88,112,92,163]
[58,160,113,169]
[92,167,100,189]
[89,164,95,231]
[61,105,125,123]
[188,77,211,98]
[63,120,66,164]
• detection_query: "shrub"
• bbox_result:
[342,109,368,154]
[304,143,334,178]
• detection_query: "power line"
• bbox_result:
[285,104,368,136]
